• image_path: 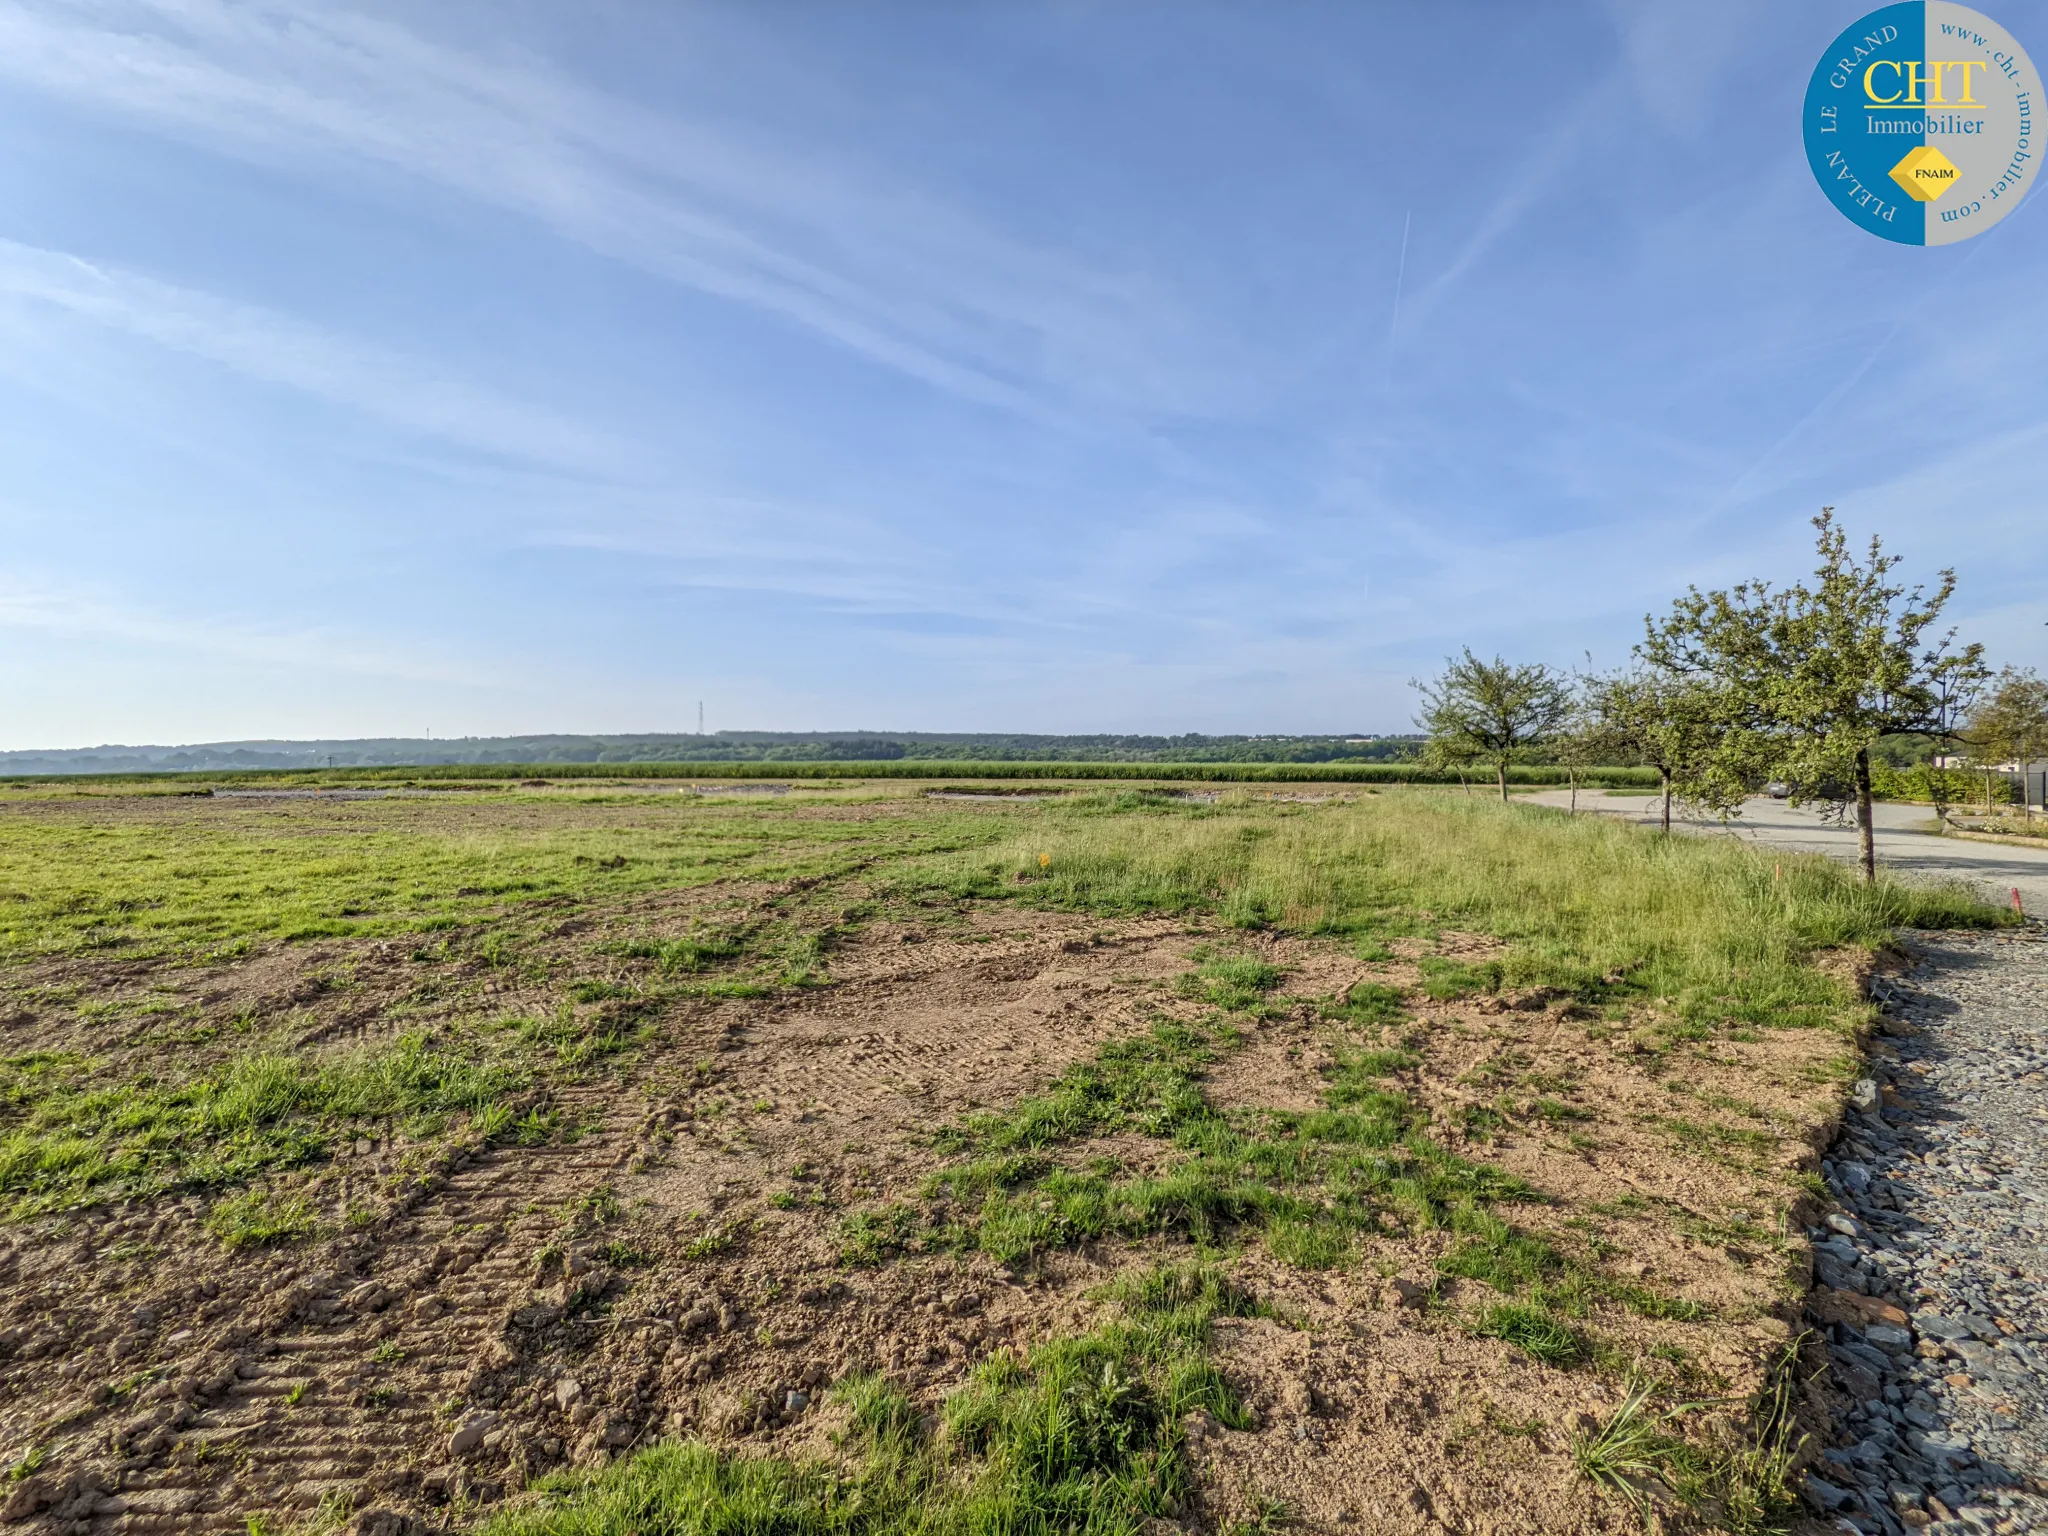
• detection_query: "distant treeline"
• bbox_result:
[0,732,1426,776]
[6,759,1665,788]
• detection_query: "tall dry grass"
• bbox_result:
[907,789,2001,1032]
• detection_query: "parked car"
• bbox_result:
[1764,781,1791,799]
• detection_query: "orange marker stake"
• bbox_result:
[2013,887,2025,917]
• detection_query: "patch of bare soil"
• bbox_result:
[0,909,1849,1535]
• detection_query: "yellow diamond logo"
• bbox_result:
[1890,145,1960,202]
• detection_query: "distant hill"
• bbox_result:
[0,732,1423,776]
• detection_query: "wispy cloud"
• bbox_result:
[524,495,939,614]
[0,236,614,469]
[1400,70,1631,328]
[0,0,1242,418]
[0,570,498,686]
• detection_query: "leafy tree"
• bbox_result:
[1966,667,2048,823]
[1583,667,1735,833]
[1412,651,1574,804]
[1551,685,1610,815]
[1641,509,1986,880]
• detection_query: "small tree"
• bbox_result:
[1584,667,1736,833]
[1413,651,1573,804]
[1418,724,1481,795]
[1968,668,2048,823]
[1641,509,1987,881]
[1552,688,1611,815]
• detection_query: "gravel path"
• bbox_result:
[1805,926,2048,1534]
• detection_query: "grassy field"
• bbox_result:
[0,787,993,959]
[0,786,1000,1218]
[0,781,2004,1535]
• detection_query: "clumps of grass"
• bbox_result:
[512,1004,646,1072]
[1456,1103,1507,1142]
[1222,1494,1294,1536]
[514,1108,560,1145]
[609,930,747,976]
[839,1204,923,1267]
[1418,957,1502,1001]
[1322,1046,1418,1106]
[1103,1260,1265,1341]
[470,1101,516,1142]
[1472,1301,1584,1365]
[570,1185,622,1228]
[1604,1284,1710,1323]
[781,932,830,987]
[599,1240,656,1270]
[1567,1355,1804,1533]
[1572,1375,1674,1498]
[483,1261,1255,1536]
[1711,1352,1806,1536]
[1437,1205,1697,1362]
[1068,788,1210,818]
[204,1187,316,1249]
[1437,1206,1563,1293]
[923,1152,1051,1202]
[0,1030,543,1219]
[1179,955,1285,1013]
[935,1020,1215,1154]
[1651,1116,1783,1171]
[863,1015,1533,1274]
[1320,981,1408,1028]
[1264,1217,1354,1269]
[680,1221,743,1261]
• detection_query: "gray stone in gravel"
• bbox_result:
[1803,1473,1854,1511]
[1917,1315,1980,1341]
[1840,1340,1895,1377]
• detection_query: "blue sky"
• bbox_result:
[1,0,2044,746]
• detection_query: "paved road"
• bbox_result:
[1523,790,2048,917]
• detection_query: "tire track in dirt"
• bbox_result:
[74,1105,638,1533]
[0,1072,643,1532]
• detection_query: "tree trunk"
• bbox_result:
[1497,759,1508,804]
[1569,768,1578,814]
[1986,767,1994,813]
[1660,767,1671,834]
[1855,748,1877,882]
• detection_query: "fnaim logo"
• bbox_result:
[1804,2,2039,243]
